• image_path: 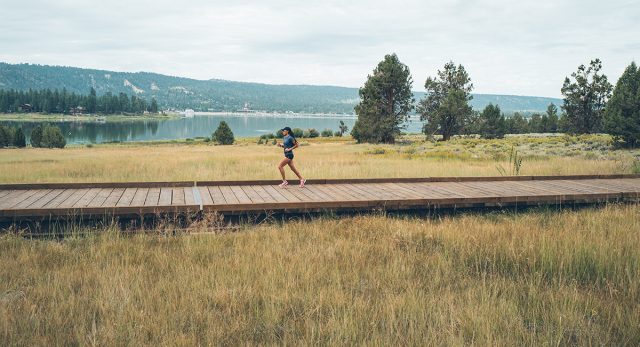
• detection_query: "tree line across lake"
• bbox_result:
[352,54,640,147]
[0,87,158,115]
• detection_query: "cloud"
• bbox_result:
[0,0,638,97]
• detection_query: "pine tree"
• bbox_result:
[150,98,159,113]
[14,127,26,148]
[478,104,506,139]
[604,62,640,147]
[212,121,234,145]
[561,59,613,133]
[30,125,43,147]
[418,61,473,141]
[87,87,97,113]
[351,53,414,144]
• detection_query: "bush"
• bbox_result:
[212,121,234,145]
[307,128,320,138]
[276,130,284,138]
[30,125,43,148]
[41,125,66,148]
[321,129,334,137]
[292,128,304,138]
[13,127,26,148]
[0,125,12,147]
[334,131,342,137]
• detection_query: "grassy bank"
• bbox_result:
[1,205,639,345]
[0,134,638,183]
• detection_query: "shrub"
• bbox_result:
[30,125,43,148]
[13,127,26,148]
[334,131,342,137]
[292,128,304,138]
[0,125,12,147]
[307,128,320,138]
[321,129,334,137]
[276,129,284,138]
[212,121,234,145]
[41,125,66,148]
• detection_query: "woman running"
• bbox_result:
[276,127,306,188]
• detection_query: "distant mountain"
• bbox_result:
[0,62,561,114]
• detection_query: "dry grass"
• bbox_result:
[0,134,637,183]
[1,205,639,345]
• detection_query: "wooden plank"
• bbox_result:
[303,185,335,201]
[184,187,196,205]
[207,186,227,204]
[275,186,303,202]
[197,187,214,205]
[0,190,38,209]
[11,189,52,209]
[130,188,149,207]
[158,188,173,206]
[24,189,65,209]
[262,185,290,203]
[102,188,126,207]
[116,188,138,207]
[171,187,185,206]
[240,186,265,204]
[318,184,361,201]
[0,190,14,199]
[144,188,161,206]
[73,188,103,208]
[57,188,91,208]
[251,185,279,203]
[86,188,114,208]
[219,186,240,204]
[42,189,74,208]
[397,183,453,199]
[229,186,252,204]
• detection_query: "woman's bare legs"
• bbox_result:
[287,160,304,181]
[277,158,291,180]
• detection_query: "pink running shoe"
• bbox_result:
[299,179,306,188]
[279,180,289,188]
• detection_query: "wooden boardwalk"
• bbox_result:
[1,175,639,221]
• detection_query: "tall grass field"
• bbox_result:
[1,134,639,345]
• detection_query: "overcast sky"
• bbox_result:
[0,0,637,97]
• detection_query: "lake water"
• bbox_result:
[0,113,425,144]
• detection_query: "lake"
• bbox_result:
[0,113,425,144]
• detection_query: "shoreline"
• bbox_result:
[0,112,180,122]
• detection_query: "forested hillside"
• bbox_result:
[0,63,561,114]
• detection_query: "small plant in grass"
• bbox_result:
[496,146,523,176]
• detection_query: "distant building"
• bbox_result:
[70,106,86,115]
[19,104,33,112]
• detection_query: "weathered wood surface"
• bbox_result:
[0,175,638,220]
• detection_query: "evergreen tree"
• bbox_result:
[212,121,234,145]
[529,113,543,133]
[87,87,97,113]
[478,104,506,139]
[14,127,26,148]
[30,125,43,147]
[561,59,613,133]
[0,125,11,147]
[41,125,66,148]
[351,53,414,143]
[505,112,529,134]
[545,103,559,132]
[604,62,640,147]
[418,61,473,141]
[150,98,159,113]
